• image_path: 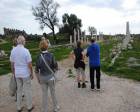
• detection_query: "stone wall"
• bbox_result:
[3,28,27,38]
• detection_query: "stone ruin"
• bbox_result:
[110,21,134,66]
[69,29,89,46]
[127,57,140,67]
[98,32,104,41]
[69,28,104,46]
[4,27,27,38]
[122,22,133,50]
[0,49,7,58]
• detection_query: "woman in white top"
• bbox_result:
[10,35,34,112]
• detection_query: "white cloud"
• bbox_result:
[0,0,48,34]
[121,0,139,10]
[58,3,139,34]
[0,0,140,34]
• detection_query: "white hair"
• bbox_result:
[17,35,25,45]
[41,37,46,40]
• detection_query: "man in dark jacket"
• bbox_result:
[87,38,101,90]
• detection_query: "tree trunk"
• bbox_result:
[52,27,57,44]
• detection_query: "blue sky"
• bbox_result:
[0,0,140,35]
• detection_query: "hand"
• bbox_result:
[30,74,33,80]
[57,67,61,70]
[12,73,15,78]
[35,73,41,84]
[38,79,41,84]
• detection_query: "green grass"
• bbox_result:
[102,37,140,81]
[1,37,140,81]
[50,46,72,61]
[25,41,39,49]
[0,41,13,51]
[0,40,72,75]
[99,39,119,72]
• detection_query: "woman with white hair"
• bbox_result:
[10,35,34,112]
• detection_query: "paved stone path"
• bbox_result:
[0,58,140,112]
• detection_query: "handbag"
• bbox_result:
[9,75,17,96]
[40,54,56,80]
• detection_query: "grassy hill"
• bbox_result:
[100,37,140,81]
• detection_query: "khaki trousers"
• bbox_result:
[41,79,58,112]
[16,77,32,110]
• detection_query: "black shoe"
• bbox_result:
[91,86,94,90]
[82,83,86,88]
[28,106,34,112]
[22,94,24,98]
[78,82,81,88]
[17,110,22,112]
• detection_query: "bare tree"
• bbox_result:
[88,26,97,37]
[32,0,59,43]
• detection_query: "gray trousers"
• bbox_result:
[16,77,32,110]
[41,79,58,112]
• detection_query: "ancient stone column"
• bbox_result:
[82,37,84,43]
[77,29,80,41]
[74,28,77,44]
[70,35,72,45]
[99,32,103,41]
[122,21,131,50]
[86,38,88,43]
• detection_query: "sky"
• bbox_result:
[0,0,140,35]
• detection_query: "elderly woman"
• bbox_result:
[10,35,34,112]
[11,37,25,101]
[35,40,60,112]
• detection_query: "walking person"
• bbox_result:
[10,35,34,112]
[35,40,60,112]
[71,41,86,88]
[87,38,101,91]
[11,37,25,101]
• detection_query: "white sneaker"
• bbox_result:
[54,105,60,112]
[91,88,96,91]
[96,88,101,91]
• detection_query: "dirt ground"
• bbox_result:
[0,58,140,112]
